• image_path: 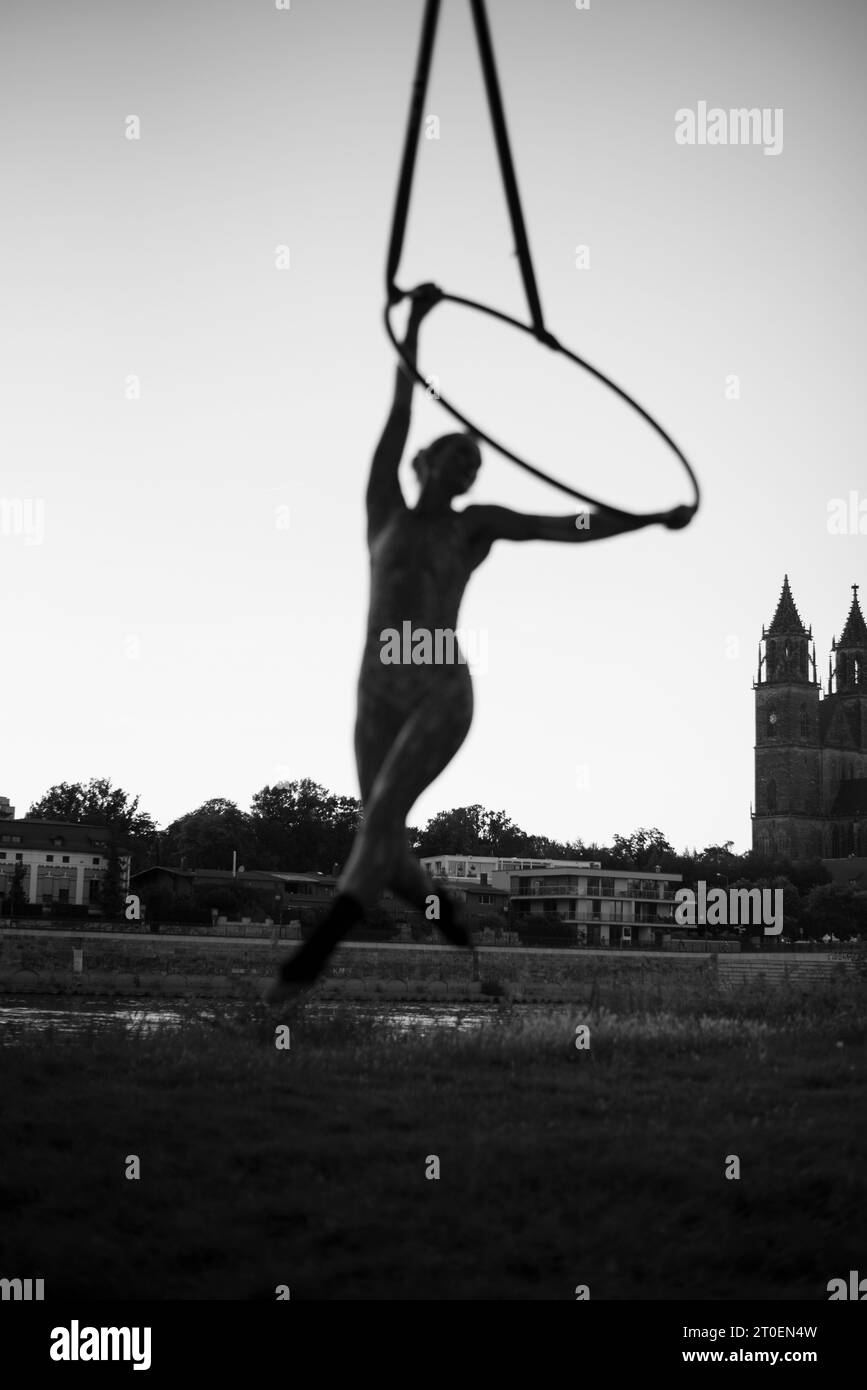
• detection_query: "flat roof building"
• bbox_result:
[419,853,601,894]
[509,865,686,946]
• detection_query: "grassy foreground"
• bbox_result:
[1,972,865,1300]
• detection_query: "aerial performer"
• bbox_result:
[266,285,693,1004]
[267,0,699,1006]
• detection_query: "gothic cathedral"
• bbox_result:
[753,576,867,860]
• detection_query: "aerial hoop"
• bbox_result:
[384,0,700,522]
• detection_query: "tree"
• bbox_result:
[803,883,866,940]
[413,804,578,859]
[701,841,738,868]
[8,862,28,919]
[771,876,802,933]
[515,911,574,947]
[782,858,832,896]
[100,842,126,920]
[162,798,256,872]
[474,912,509,934]
[27,778,156,873]
[249,779,361,871]
[609,828,677,870]
[28,778,155,839]
[414,805,490,857]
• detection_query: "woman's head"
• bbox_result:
[412,431,482,497]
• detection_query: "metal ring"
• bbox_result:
[385,286,700,522]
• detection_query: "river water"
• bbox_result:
[0,996,501,1042]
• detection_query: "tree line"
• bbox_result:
[17,777,867,938]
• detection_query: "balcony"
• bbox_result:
[513,885,678,903]
[513,885,581,897]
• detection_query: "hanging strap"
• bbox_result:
[385,0,441,304]
[468,0,547,339]
[386,0,551,343]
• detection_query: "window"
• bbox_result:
[58,888,69,904]
[88,880,100,903]
[46,854,54,863]
[0,852,5,861]
[767,708,777,737]
[92,857,100,866]
[42,893,53,905]
[52,838,62,848]
[62,856,70,864]
[14,853,23,862]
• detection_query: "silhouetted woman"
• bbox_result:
[267,284,692,1003]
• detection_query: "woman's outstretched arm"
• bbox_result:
[465,503,694,546]
[366,284,442,541]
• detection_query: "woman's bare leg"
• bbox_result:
[352,695,471,943]
[338,684,471,906]
[387,851,471,946]
[268,680,472,993]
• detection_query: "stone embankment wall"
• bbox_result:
[0,931,712,1001]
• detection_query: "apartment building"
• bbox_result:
[419,853,601,893]
[509,865,686,946]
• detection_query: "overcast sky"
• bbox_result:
[1,0,865,854]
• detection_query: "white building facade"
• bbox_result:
[419,854,602,893]
[0,821,131,910]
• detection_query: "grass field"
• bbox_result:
[1,967,865,1300]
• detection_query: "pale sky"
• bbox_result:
[1,0,865,854]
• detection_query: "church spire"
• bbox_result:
[765,574,811,638]
[830,582,866,693]
[836,583,867,648]
[758,576,814,685]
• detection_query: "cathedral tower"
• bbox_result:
[822,584,867,855]
[753,576,823,859]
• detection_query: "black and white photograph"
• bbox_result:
[1,0,865,1362]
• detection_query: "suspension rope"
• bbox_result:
[383,0,700,521]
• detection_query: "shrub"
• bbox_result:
[515,912,576,948]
